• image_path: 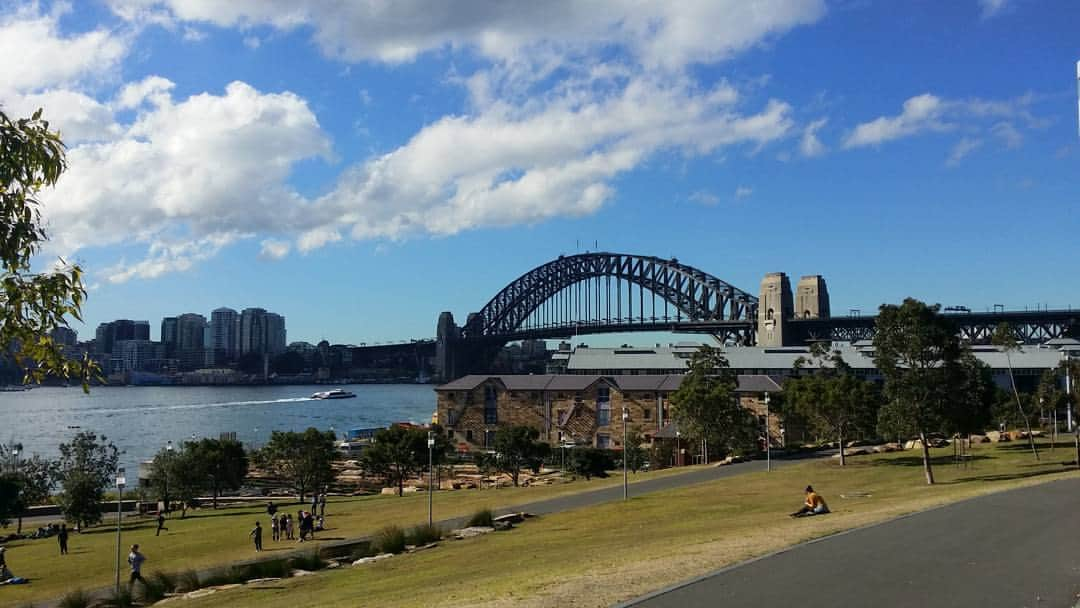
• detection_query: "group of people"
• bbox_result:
[255,499,327,551]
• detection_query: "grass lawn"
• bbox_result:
[173,441,1079,608]
[0,463,700,605]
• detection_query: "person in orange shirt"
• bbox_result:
[791,485,830,517]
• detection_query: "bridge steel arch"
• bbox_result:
[463,252,758,341]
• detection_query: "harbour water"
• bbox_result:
[0,384,436,478]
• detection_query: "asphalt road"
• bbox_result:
[623,477,1080,608]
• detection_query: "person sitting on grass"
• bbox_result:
[790,485,830,517]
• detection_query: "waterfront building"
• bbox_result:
[435,374,785,451]
[115,339,166,372]
[176,313,207,371]
[210,307,240,365]
[562,341,1078,392]
[93,319,151,364]
[49,326,77,346]
[161,317,178,358]
[266,313,287,354]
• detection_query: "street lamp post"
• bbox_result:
[115,466,126,595]
[622,407,629,501]
[764,392,771,472]
[675,430,681,467]
[164,441,173,513]
[10,446,19,474]
[427,431,435,527]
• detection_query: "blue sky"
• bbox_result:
[1,0,1077,346]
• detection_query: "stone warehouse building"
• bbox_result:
[434,374,784,452]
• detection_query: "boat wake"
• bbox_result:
[87,396,314,415]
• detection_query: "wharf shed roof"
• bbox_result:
[434,374,780,394]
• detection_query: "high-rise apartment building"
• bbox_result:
[210,307,240,365]
[50,326,78,346]
[161,317,179,358]
[240,308,267,355]
[94,319,151,355]
[239,308,287,356]
[176,313,207,371]
[266,313,286,355]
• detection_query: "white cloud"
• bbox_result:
[259,239,290,260]
[844,92,1044,152]
[688,191,720,206]
[946,137,983,167]
[303,77,794,244]
[3,89,120,143]
[181,26,205,41]
[41,80,331,262]
[735,186,753,199]
[800,117,828,157]
[0,6,127,95]
[106,0,826,69]
[5,2,821,281]
[105,233,244,283]
[979,0,1011,18]
[991,121,1022,148]
[242,35,260,49]
[844,94,946,148]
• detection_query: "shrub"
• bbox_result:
[96,586,136,608]
[289,550,327,572]
[198,567,244,588]
[349,543,377,561]
[406,523,442,546]
[57,589,92,608]
[373,524,407,554]
[239,558,291,580]
[466,508,494,528]
[136,571,176,603]
[175,570,201,593]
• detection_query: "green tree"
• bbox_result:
[258,428,336,502]
[623,427,647,473]
[7,453,58,533]
[55,431,119,529]
[362,425,449,496]
[567,448,614,480]
[0,474,22,528]
[786,344,881,466]
[942,351,996,438]
[873,298,962,485]
[145,443,206,518]
[669,345,757,457]
[0,109,96,388]
[492,425,550,487]
[1034,368,1065,429]
[991,323,1038,459]
[191,438,248,509]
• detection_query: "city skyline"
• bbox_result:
[1,1,1078,346]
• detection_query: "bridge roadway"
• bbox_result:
[622,477,1080,608]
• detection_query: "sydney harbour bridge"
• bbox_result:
[348,252,1080,381]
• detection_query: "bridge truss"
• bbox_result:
[462,252,758,344]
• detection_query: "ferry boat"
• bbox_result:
[311,388,356,400]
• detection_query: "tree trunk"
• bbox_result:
[212,486,218,510]
[838,429,846,467]
[1006,352,1039,460]
[397,475,404,497]
[17,515,22,535]
[919,430,935,485]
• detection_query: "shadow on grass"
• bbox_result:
[870,455,992,468]
[944,467,1068,484]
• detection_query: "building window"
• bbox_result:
[446,429,454,440]
[484,385,498,424]
[597,386,611,426]
[447,393,456,403]
[597,434,611,449]
[465,430,473,442]
[643,409,651,420]
[484,430,496,448]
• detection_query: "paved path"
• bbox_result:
[624,477,1080,608]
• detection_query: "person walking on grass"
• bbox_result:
[128,544,146,588]
[319,493,327,518]
[271,513,279,541]
[286,514,294,540]
[58,524,69,554]
[156,512,168,536]
[250,521,263,551]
